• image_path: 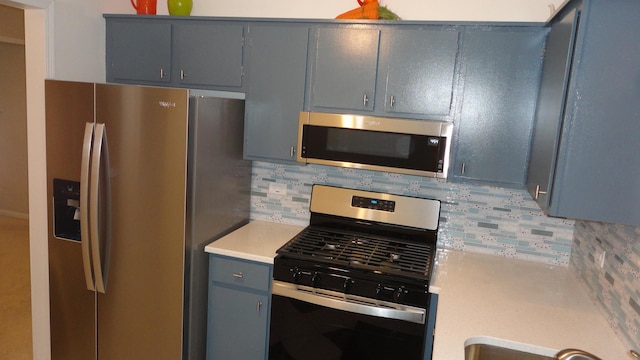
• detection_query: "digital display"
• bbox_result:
[351,196,395,212]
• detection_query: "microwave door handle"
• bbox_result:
[89,123,112,294]
[80,123,96,291]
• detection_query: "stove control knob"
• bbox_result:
[312,272,321,287]
[393,287,406,302]
[291,268,301,283]
[343,278,354,292]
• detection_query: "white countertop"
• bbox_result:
[204,220,305,264]
[431,250,628,360]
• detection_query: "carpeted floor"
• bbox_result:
[0,215,33,360]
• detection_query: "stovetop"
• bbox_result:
[276,226,435,281]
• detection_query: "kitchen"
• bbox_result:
[4,0,639,359]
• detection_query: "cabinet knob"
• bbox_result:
[389,95,396,108]
[256,301,263,313]
[180,70,186,80]
[159,68,166,79]
[363,94,370,107]
[232,272,244,279]
[534,185,547,200]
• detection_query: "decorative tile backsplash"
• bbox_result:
[250,161,575,266]
[571,220,640,351]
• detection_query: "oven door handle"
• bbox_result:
[272,281,426,324]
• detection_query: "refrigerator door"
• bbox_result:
[94,84,189,360]
[46,80,97,360]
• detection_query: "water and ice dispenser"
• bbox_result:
[53,178,81,241]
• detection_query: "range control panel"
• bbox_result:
[351,196,396,212]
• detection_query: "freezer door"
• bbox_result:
[45,80,97,360]
[94,84,189,360]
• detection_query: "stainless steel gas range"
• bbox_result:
[269,185,441,360]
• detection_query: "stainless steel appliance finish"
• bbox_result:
[309,184,440,230]
[45,80,250,360]
[269,185,440,359]
[297,111,453,178]
[272,281,427,324]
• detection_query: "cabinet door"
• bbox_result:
[207,285,269,360]
[174,22,244,88]
[453,28,546,186]
[542,0,640,225]
[106,21,172,83]
[244,24,309,163]
[310,27,380,112]
[527,9,579,209]
[378,28,459,118]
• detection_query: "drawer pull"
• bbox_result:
[232,272,244,279]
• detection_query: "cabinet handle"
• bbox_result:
[232,272,244,279]
[461,162,466,174]
[389,95,396,108]
[159,68,166,79]
[180,70,186,80]
[290,146,295,158]
[256,301,263,313]
[363,94,369,107]
[534,185,547,200]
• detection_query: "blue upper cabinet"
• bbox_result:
[309,26,380,112]
[106,20,172,84]
[377,27,459,119]
[243,23,310,164]
[453,27,546,186]
[173,22,244,88]
[307,24,460,120]
[106,17,246,91]
[527,0,640,226]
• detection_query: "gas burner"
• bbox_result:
[321,243,338,251]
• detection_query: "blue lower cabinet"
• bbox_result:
[206,254,272,360]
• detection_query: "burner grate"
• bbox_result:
[277,226,434,279]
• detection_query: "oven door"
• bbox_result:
[269,281,428,360]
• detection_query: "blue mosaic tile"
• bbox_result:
[250,161,574,266]
[571,220,640,353]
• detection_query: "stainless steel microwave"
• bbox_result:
[297,112,453,178]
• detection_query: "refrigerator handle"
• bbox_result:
[90,123,112,294]
[80,123,96,291]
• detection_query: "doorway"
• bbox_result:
[0,5,33,360]
[0,4,32,359]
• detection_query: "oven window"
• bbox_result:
[269,295,427,360]
[326,128,412,159]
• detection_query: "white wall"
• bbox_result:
[107,0,567,22]
[49,0,105,81]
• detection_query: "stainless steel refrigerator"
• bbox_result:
[45,80,251,360]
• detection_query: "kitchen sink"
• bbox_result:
[465,343,555,360]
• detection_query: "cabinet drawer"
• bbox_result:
[209,255,271,292]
